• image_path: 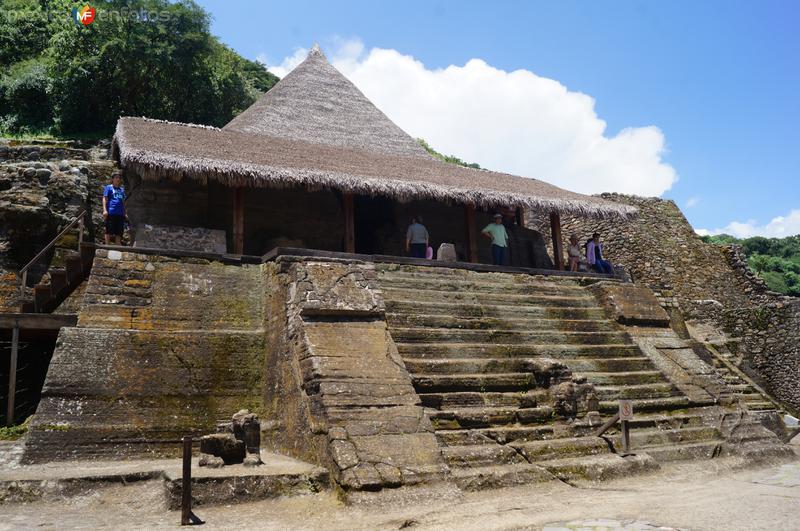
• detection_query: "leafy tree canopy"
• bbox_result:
[0,0,279,136]
[701,233,800,296]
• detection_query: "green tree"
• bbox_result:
[0,0,279,135]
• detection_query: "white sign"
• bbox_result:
[619,400,634,421]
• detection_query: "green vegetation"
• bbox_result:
[0,415,31,440]
[417,138,481,169]
[701,234,800,296]
[0,0,278,137]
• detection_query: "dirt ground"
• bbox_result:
[2,453,800,531]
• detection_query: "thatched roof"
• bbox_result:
[113,45,636,218]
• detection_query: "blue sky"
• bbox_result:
[196,0,799,237]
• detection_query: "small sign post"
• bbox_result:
[618,400,633,454]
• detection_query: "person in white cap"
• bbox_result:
[481,213,509,265]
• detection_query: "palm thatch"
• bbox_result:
[113,45,637,219]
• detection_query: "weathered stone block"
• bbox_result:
[200,433,245,465]
[290,261,385,316]
[588,282,670,327]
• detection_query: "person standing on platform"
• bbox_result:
[482,213,509,266]
[102,171,127,245]
[405,216,430,258]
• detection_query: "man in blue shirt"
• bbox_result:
[102,171,127,245]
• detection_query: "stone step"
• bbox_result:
[441,443,526,467]
[541,453,658,482]
[382,287,598,307]
[744,401,776,411]
[622,410,711,431]
[385,299,608,320]
[391,328,629,345]
[413,372,537,393]
[558,357,657,373]
[727,384,755,393]
[610,426,720,450]
[385,313,618,332]
[377,266,561,282]
[379,276,587,296]
[597,396,694,413]
[407,356,625,377]
[420,390,547,409]
[511,436,610,462]
[639,440,723,462]
[574,371,666,385]
[447,462,555,491]
[594,383,679,401]
[437,425,565,446]
[397,343,642,360]
[428,405,555,430]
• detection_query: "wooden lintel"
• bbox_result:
[465,204,479,263]
[0,313,77,330]
[550,211,565,270]
[343,193,355,253]
[233,187,244,255]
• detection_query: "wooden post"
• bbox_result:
[181,436,194,525]
[550,211,565,271]
[465,204,478,263]
[343,193,355,253]
[232,187,244,254]
[6,323,19,426]
[515,207,525,227]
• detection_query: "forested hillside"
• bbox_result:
[0,0,278,136]
[701,234,800,296]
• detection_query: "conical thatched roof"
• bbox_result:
[113,46,637,218]
[224,44,430,158]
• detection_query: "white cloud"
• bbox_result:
[686,196,700,208]
[262,38,678,197]
[696,209,800,238]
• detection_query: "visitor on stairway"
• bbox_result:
[405,215,430,258]
[103,171,128,245]
[586,232,613,274]
[567,234,582,272]
[482,213,510,266]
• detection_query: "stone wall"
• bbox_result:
[0,139,115,311]
[23,249,266,462]
[133,224,227,253]
[262,257,446,491]
[527,194,800,414]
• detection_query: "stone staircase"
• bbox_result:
[377,265,745,488]
[704,341,778,412]
[19,242,95,313]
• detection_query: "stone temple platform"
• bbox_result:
[16,246,797,500]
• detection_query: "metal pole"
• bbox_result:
[181,436,192,525]
[621,419,630,454]
[6,324,19,426]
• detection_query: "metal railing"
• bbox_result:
[18,210,86,298]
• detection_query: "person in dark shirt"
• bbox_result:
[102,171,127,245]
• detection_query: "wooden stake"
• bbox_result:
[343,193,355,253]
[232,187,244,255]
[465,204,478,263]
[550,211,565,271]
